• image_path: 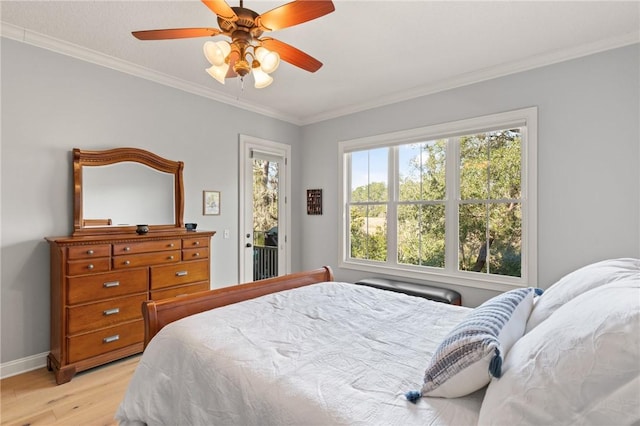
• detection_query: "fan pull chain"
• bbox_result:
[235,76,245,101]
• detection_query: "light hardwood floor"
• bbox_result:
[1,355,139,426]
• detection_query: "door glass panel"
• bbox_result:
[252,158,279,280]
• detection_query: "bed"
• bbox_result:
[116,260,640,425]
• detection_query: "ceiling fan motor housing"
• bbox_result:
[219,7,264,38]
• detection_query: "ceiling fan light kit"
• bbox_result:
[133,0,335,89]
[204,40,280,88]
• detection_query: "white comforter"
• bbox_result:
[116,282,485,425]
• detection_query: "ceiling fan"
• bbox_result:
[132,0,335,88]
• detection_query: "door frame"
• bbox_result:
[238,134,291,282]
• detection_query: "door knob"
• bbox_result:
[246,243,253,248]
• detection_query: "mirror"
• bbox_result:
[83,163,174,226]
[73,147,184,235]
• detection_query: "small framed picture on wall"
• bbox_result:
[307,189,322,215]
[203,190,220,215]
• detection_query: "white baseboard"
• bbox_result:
[0,352,48,379]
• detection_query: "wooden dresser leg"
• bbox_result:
[54,365,76,385]
[48,353,76,384]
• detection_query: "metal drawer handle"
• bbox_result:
[194,241,200,246]
[87,264,94,270]
[124,260,130,265]
[124,247,131,252]
[103,308,120,316]
[103,335,120,344]
[168,255,174,260]
[193,252,200,257]
[103,281,120,288]
[87,249,94,255]
[175,271,188,277]
[169,243,175,248]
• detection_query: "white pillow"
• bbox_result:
[406,287,540,400]
[478,277,640,425]
[525,258,640,333]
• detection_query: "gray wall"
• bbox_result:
[1,39,302,364]
[2,37,639,366]
[300,44,640,307]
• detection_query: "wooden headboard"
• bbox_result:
[142,266,334,347]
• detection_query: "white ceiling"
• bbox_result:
[1,1,639,125]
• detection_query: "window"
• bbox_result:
[339,108,537,291]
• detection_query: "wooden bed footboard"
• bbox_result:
[142,266,334,347]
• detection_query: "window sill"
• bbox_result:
[339,259,529,293]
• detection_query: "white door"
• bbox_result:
[239,135,290,282]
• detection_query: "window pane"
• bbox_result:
[349,205,387,261]
[398,204,445,267]
[350,148,388,202]
[399,140,446,201]
[461,130,522,201]
[488,130,521,200]
[459,135,489,200]
[488,202,522,277]
[458,203,488,272]
[458,202,522,277]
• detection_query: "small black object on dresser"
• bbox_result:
[354,278,462,305]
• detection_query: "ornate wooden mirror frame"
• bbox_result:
[73,147,184,236]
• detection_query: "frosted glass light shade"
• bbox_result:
[252,67,273,88]
[206,63,229,84]
[204,41,231,66]
[255,47,280,74]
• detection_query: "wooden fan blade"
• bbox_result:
[257,0,335,31]
[201,0,237,22]
[260,38,322,72]
[132,28,222,40]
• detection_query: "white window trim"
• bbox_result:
[338,107,538,292]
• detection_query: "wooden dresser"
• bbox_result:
[46,230,215,384]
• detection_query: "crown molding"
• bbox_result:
[0,22,302,125]
[300,31,640,125]
[2,21,638,127]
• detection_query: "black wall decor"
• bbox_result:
[307,189,322,215]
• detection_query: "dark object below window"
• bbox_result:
[265,227,278,246]
[354,278,462,305]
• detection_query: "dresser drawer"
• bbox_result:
[150,260,209,290]
[113,250,181,269]
[67,320,143,364]
[67,268,148,305]
[113,239,181,255]
[67,244,111,260]
[182,237,210,249]
[182,247,209,261]
[67,258,111,276]
[67,293,147,335]
[150,281,209,300]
